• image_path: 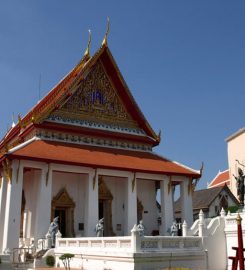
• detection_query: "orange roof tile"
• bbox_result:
[5,140,200,177]
[208,170,230,188]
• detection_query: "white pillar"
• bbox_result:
[126,174,137,235]
[34,165,52,241]
[180,178,193,226]
[85,170,98,236]
[2,160,24,252]
[0,175,8,253]
[160,176,174,235]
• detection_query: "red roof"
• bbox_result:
[5,140,200,177]
[208,170,230,188]
[0,44,159,152]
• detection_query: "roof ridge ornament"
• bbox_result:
[84,29,92,58]
[102,17,110,47]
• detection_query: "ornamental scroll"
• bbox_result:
[51,61,138,129]
[2,159,12,184]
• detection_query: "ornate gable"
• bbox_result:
[50,60,139,130]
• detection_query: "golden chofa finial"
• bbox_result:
[102,17,110,47]
[84,29,92,58]
[157,130,162,143]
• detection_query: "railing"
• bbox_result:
[141,236,202,251]
[56,235,203,254]
[57,236,132,252]
[12,246,36,266]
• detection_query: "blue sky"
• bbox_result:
[0,1,245,190]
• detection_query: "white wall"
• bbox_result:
[102,176,126,236]
[23,169,39,238]
[137,179,158,235]
[52,171,87,237]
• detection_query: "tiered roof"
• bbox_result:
[208,170,230,188]
[0,35,200,178]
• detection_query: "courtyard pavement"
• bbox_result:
[0,262,15,269]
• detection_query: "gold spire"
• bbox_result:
[84,29,92,58]
[157,129,162,143]
[102,17,110,47]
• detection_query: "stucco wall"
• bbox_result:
[52,171,86,237]
[137,179,158,235]
[23,169,39,238]
[102,177,126,236]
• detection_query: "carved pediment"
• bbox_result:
[99,177,113,200]
[52,188,75,208]
[51,61,138,129]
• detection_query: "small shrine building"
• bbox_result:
[0,34,200,253]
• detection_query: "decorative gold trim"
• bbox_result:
[236,213,242,224]
[93,169,97,190]
[102,17,110,47]
[132,173,136,192]
[3,159,12,184]
[84,30,92,58]
[52,61,138,129]
[98,178,115,236]
[51,188,76,237]
[18,114,22,128]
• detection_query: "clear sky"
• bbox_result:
[0,1,245,190]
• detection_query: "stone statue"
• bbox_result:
[48,216,59,248]
[136,220,145,236]
[95,218,104,237]
[170,221,178,236]
[234,167,245,206]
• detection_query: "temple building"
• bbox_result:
[0,33,201,254]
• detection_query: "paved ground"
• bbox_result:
[0,262,15,269]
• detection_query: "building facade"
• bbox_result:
[226,127,245,200]
[0,38,200,253]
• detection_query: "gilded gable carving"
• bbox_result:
[52,188,75,208]
[51,61,138,128]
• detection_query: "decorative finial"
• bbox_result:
[157,130,162,142]
[102,17,110,47]
[200,162,204,177]
[11,113,16,128]
[236,213,242,225]
[84,29,92,57]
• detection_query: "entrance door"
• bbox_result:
[54,209,66,237]
[99,199,112,236]
[52,188,75,238]
[98,178,115,236]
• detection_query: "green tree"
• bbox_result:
[59,253,74,270]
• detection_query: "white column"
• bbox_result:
[126,174,137,236]
[34,164,52,241]
[180,177,193,226]
[0,175,8,253]
[160,176,174,235]
[85,170,98,236]
[2,160,24,252]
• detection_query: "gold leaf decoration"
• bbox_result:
[51,61,138,128]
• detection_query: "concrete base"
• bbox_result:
[0,254,10,263]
